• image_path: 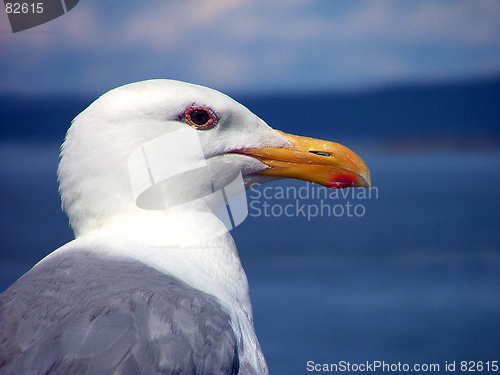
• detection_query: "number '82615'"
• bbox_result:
[5,3,44,14]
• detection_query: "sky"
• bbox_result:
[1,0,500,95]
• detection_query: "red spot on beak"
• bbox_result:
[328,173,359,189]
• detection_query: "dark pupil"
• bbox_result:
[190,109,210,125]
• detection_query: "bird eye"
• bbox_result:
[184,106,217,130]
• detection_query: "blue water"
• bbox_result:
[1,142,499,374]
[238,148,500,373]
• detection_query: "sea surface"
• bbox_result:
[1,80,500,374]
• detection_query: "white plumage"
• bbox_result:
[0,80,370,374]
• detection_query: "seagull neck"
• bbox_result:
[65,206,268,372]
[62,227,267,375]
[78,208,252,310]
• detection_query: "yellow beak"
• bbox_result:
[242,130,371,189]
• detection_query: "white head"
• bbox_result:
[58,80,370,239]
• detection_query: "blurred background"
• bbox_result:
[1,1,499,373]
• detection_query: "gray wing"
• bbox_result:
[0,250,239,375]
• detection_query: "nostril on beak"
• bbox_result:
[309,151,331,157]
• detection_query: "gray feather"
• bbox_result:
[0,250,239,374]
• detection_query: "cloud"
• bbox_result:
[1,0,499,94]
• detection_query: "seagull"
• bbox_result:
[0,80,371,374]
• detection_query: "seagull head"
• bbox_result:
[58,80,371,238]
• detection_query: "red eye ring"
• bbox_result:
[184,106,218,130]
